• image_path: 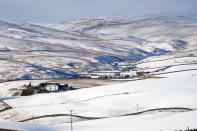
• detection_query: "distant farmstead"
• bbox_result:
[39,82,70,92]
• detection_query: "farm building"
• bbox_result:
[39,82,70,92]
[45,83,58,92]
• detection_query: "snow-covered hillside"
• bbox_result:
[0,12,197,130]
[0,69,196,130]
[0,12,197,80]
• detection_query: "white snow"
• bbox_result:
[0,12,197,130]
[73,111,197,131]
[0,120,65,131]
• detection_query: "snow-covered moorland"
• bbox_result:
[0,12,197,130]
[0,12,197,80]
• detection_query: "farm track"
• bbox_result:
[9,91,139,109]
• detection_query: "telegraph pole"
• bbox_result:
[70,110,73,131]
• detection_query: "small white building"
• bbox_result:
[44,83,59,92]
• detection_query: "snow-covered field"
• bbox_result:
[0,12,197,130]
[3,73,197,117]
[0,70,196,130]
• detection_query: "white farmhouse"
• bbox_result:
[44,83,59,92]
